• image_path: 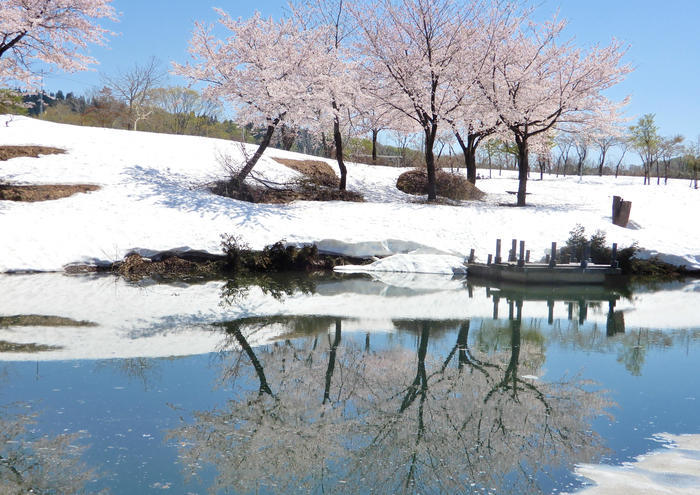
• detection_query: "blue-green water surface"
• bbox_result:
[1,275,698,494]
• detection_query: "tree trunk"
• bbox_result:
[456,321,470,370]
[515,134,529,207]
[455,131,478,184]
[280,124,295,151]
[334,114,347,191]
[226,323,273,397]
[323,319,342,404]
[320,131,333,158]
[424,127,438,201]
[656,161,660,185]
[598,149,607,176]
[234,119,279,185]
[371,129,379,162]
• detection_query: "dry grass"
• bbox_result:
[396,169,485,201]
[0,145,66,161]
[0,183,100,202]
[271,157,339,188]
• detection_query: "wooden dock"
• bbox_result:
[466,237,623,285]
[466,261,622,285]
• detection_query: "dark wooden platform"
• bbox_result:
[466,262,622,285]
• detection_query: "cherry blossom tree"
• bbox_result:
[479,16,631,205]
[174,10,327,186]
[0,0,116,88]
[294,0,361,191]
[352,0,483,201]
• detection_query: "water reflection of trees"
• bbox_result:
[0,403,100,494]
[173,309,611,494]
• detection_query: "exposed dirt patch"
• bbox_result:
[0,315,97,327]
[210,179,363,204]
[0,340,62,353]
[0,183,100,202]
[0,145,66,161]
[271,157,339,188]
[397,169,485,201]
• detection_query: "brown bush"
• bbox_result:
[272,157,338,188]
[0,145,66,161]
[396,169,485,201]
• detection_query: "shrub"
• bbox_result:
[221,233,249,272]
[560,225,612,263]
[396,169,485,201]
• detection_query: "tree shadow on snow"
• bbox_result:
[120,165,300,230]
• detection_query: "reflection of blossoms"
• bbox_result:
[173,317,611,494]
[0,405,101,494]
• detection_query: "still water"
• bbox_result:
[1,273,699,494]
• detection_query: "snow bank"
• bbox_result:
[568,433,700,495]
[1,116,699,272]
[336,253,466,275]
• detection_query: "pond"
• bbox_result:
[1,272,699,494]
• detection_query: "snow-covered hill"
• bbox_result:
[1,116,699,272]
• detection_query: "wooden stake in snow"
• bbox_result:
[612,196,632,227]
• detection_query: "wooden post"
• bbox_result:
[493,295,500,320]
[618,201,632,227]
[612,195,622,219]
[580,242,590,268]
[547,300,554,325]
[611,242,618,268]
[468,248,475,263]
[545,254,550,264]
[509,239,517,262]
[518,241,525,267]
[525,250,530,263]
[487,254,493,265]
[612,196,632,227]
[549,242,557,267]
[495,239,502,264]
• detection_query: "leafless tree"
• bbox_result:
[102,56,165,131]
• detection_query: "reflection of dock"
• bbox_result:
[472,280,626,335]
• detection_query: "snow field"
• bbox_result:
[0,116,699,273]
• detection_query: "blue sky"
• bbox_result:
[43,0,700,143]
